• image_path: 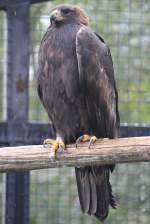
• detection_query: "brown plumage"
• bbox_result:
[37,4,119,221]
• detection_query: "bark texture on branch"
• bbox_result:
[0,136,150,172]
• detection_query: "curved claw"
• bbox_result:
[75,136,85,148]
[49,151,55,161]
[88,136,97,149]
[57,146,65,153]
[76,134,97,149]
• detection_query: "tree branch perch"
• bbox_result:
[0,136,150,172]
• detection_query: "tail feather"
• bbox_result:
[75,165,116,221]
[75,167,90,213]
[88,171,97,214]
[107,175,117,209]
[94,167,110,221]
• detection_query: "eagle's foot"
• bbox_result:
[76,134,97,149]
[43,138,65,160]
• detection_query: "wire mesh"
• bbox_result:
[29,1,150,224]
[29,4,50,122]
[30,163,150,224]
[29,0,150,124]
[0,11,7,121]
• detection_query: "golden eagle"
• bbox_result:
[37,4,119,221]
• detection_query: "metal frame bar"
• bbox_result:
[0,0,7,9]
[5,2,30,224]
[30,0,51,3]
[0,122,150,146]
[0,0,51,9]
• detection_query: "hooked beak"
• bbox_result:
[50,10,65,23]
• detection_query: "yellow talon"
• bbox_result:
[76,134,97,148]
[43,138,56,146]
[43,138,65,159]
[81,134,92,142]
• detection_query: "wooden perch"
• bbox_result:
[0,136,150,173]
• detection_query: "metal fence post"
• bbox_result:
[5,1,30,224]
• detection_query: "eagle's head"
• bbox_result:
[50,4,89,26]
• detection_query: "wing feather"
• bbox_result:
[76,26,119,138]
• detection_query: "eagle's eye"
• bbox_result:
[61,8,71,15]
